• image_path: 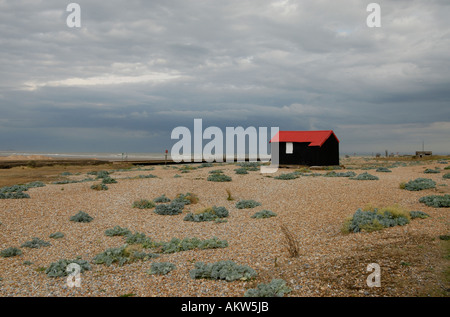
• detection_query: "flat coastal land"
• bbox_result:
[0,155,449,297]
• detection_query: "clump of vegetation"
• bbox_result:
[324,171,357,177]
[236,200,261,209]
[0,191,30,199]
[207,173,232,182]
[189,260,257,282]
[0,247,22,258]
[443,173,450,179]
[375,167,392,173]
[350,172,379,180]
[274,173,299,180]
[160,237,228,254]
[93,245,158,267]
[154,201,185,215]
[200,163,214,168]
[125,232,154,248]
[419,194,450,208]
[400,178,436,191]
[105,226,131,237]
[90,183,108,191]
[409,211,430,219]
[342,205,412,233]
[251,210,277,219]
[234,167,249,175]
[244,279,292,297]
[280,224,300,257]
[69,211,94,223]
[184,206,229,222]
[132,199,156,209]
[101,177,117,184]
[174,192,199,205]
[92,171,110,179]
[148,262,176,275]
[236,162,260,171]
[49,232,65,239]
[153,194,171,203]
[45,257,91,277]
[21,237,51,249]
[424,168,440,174]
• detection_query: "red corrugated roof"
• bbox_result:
[270,130,339,147]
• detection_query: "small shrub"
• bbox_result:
[148,262,176,275]
[251,210,277,219]
[244,279,292,297]
[424,168,440,174]
[0,247,22,258]
[236,200,261,209]
[154,202,184,215]
[125,232,154,248]
[443,173,450,179]
[419,194,450,208]
[350,172,379,180]
[101,177,117,184]
[184,206,229,222]
[160,237,228,254]
[132,199,156,209]
[409,211,430,219]
[0,191,30,199]
[189,260,257,282]
[342,206,411,233]
[93,245,157,266]
[174,192,199,205]
[207,173,232,182]
[200,163,213,168]
[375,167,392,173]
[105,226,131,237]
[21,237,51,249]
[274,173,298,180]
[153,194,171,203]
[234,167,249,174]
[91,183,108,191]
[402,178,436,191]
[70,211,93,223]
[45,258,91,277]
[49,232,65,239]
[324,171,357,177]
[94,171,110,179]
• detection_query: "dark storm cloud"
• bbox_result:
[0,0,449,154]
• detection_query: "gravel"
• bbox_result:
[0,158,448,297]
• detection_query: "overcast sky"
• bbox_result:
[0,0,449,155]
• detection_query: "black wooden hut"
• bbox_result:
[270,130,339,166]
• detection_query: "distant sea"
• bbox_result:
[0,151,167,161]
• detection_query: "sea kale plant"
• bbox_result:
[189,260,257,282]
[235,200,262,209]
[21,237,51,248]
[244,279,292,297]
[0,247,22,258]
[400,178,436,191]
[45,258,91,277]
[342,205,412,233]
[419,194,450,208]
[251,210,277,219]
[69,211,94,223]
[148,262,176,275]
[184,206,229,222]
